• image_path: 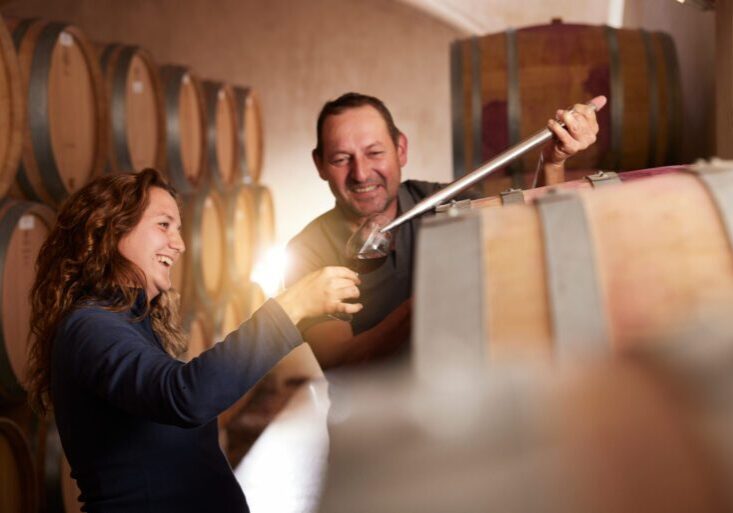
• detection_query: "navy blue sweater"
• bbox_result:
[51,295,302,513]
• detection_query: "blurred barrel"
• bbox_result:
[216,283,267,340]
[0,417,37,513]
[98,44,165,173]
[451,21,683,194]
[233,86,263,184]
[187,188,226,307]
[160,65,206,194]
[252,185,275,264]
[225,185,256,286]
[8,18,107,206]
[415,162,733,371]
[471,166,683,208]
[0,14,24,199]
[203,81,239,190]
[321,333,733,513]
[0,199,55,403]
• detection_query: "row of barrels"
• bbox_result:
[0,14,264,208]
[173,183,274,359]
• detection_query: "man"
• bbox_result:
[286,92,604,368]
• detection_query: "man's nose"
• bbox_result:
[350,155,369,182]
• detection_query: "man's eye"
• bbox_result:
[159,222,170,228]
[331,157,348,166]
[368,151,384,157]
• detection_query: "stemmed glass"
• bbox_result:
[344,213,394,274]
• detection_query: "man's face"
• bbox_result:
[314,105,406,223]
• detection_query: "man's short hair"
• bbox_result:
[314,92,401,159]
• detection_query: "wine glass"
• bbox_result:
[345,213,394,274]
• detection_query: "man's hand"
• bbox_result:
[541,95,607,183]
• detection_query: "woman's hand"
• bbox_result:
[276,266,362,325]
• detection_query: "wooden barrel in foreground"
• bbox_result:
[0,199,55,403]
[232,86,263,184]
[0,417,37,513]
[98,44,165,173]
[469,166,683,208]
[322,332,733,513]
[202,81,240,191]
[0,14,24,199]
[415,161,733,371]
[451,21,683,195]
[9,18,107,206]
[160,65,207,195]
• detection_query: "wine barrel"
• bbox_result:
[98,44,165,173]
[160,65,207,195]
[8,18,107,207]
[451,21,683,195]
[414,161,733,371]
[216,283,267,341]
[202,81,240,191]
[252,185,275,264]
[0,15,23,199]
[321,334,732,513]
[469,166,683,208]
[187,188,226,307]
[0,417,37,513]
[232,86,263,184]
[0,199,55,403]
[225,185,256,286]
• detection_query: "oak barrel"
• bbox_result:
[415,161,733,368]
[98,44,165,173]
[8,18,107,206]
[203,81,240,191]
[252,185,275,265]
[0,199,55,403]
[160,65,207,194]
[451,21,683,195]
[232,86,263,184]
[225,185,256,286]
[472,166,683,208]
[0,14,23,199]
[0,417,37,513]
[187,188,226,307]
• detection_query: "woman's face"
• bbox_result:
[118,187,185,301]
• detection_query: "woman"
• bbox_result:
[25,169,362,513]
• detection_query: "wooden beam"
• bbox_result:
[718,0,733,157]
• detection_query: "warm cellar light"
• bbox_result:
[250,245,289,298]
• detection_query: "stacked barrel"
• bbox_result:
[451,20,684,195]
[0,13,275,513]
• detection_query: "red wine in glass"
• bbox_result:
[345,214,393,274]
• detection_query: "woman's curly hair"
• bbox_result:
[26,169,187,415]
